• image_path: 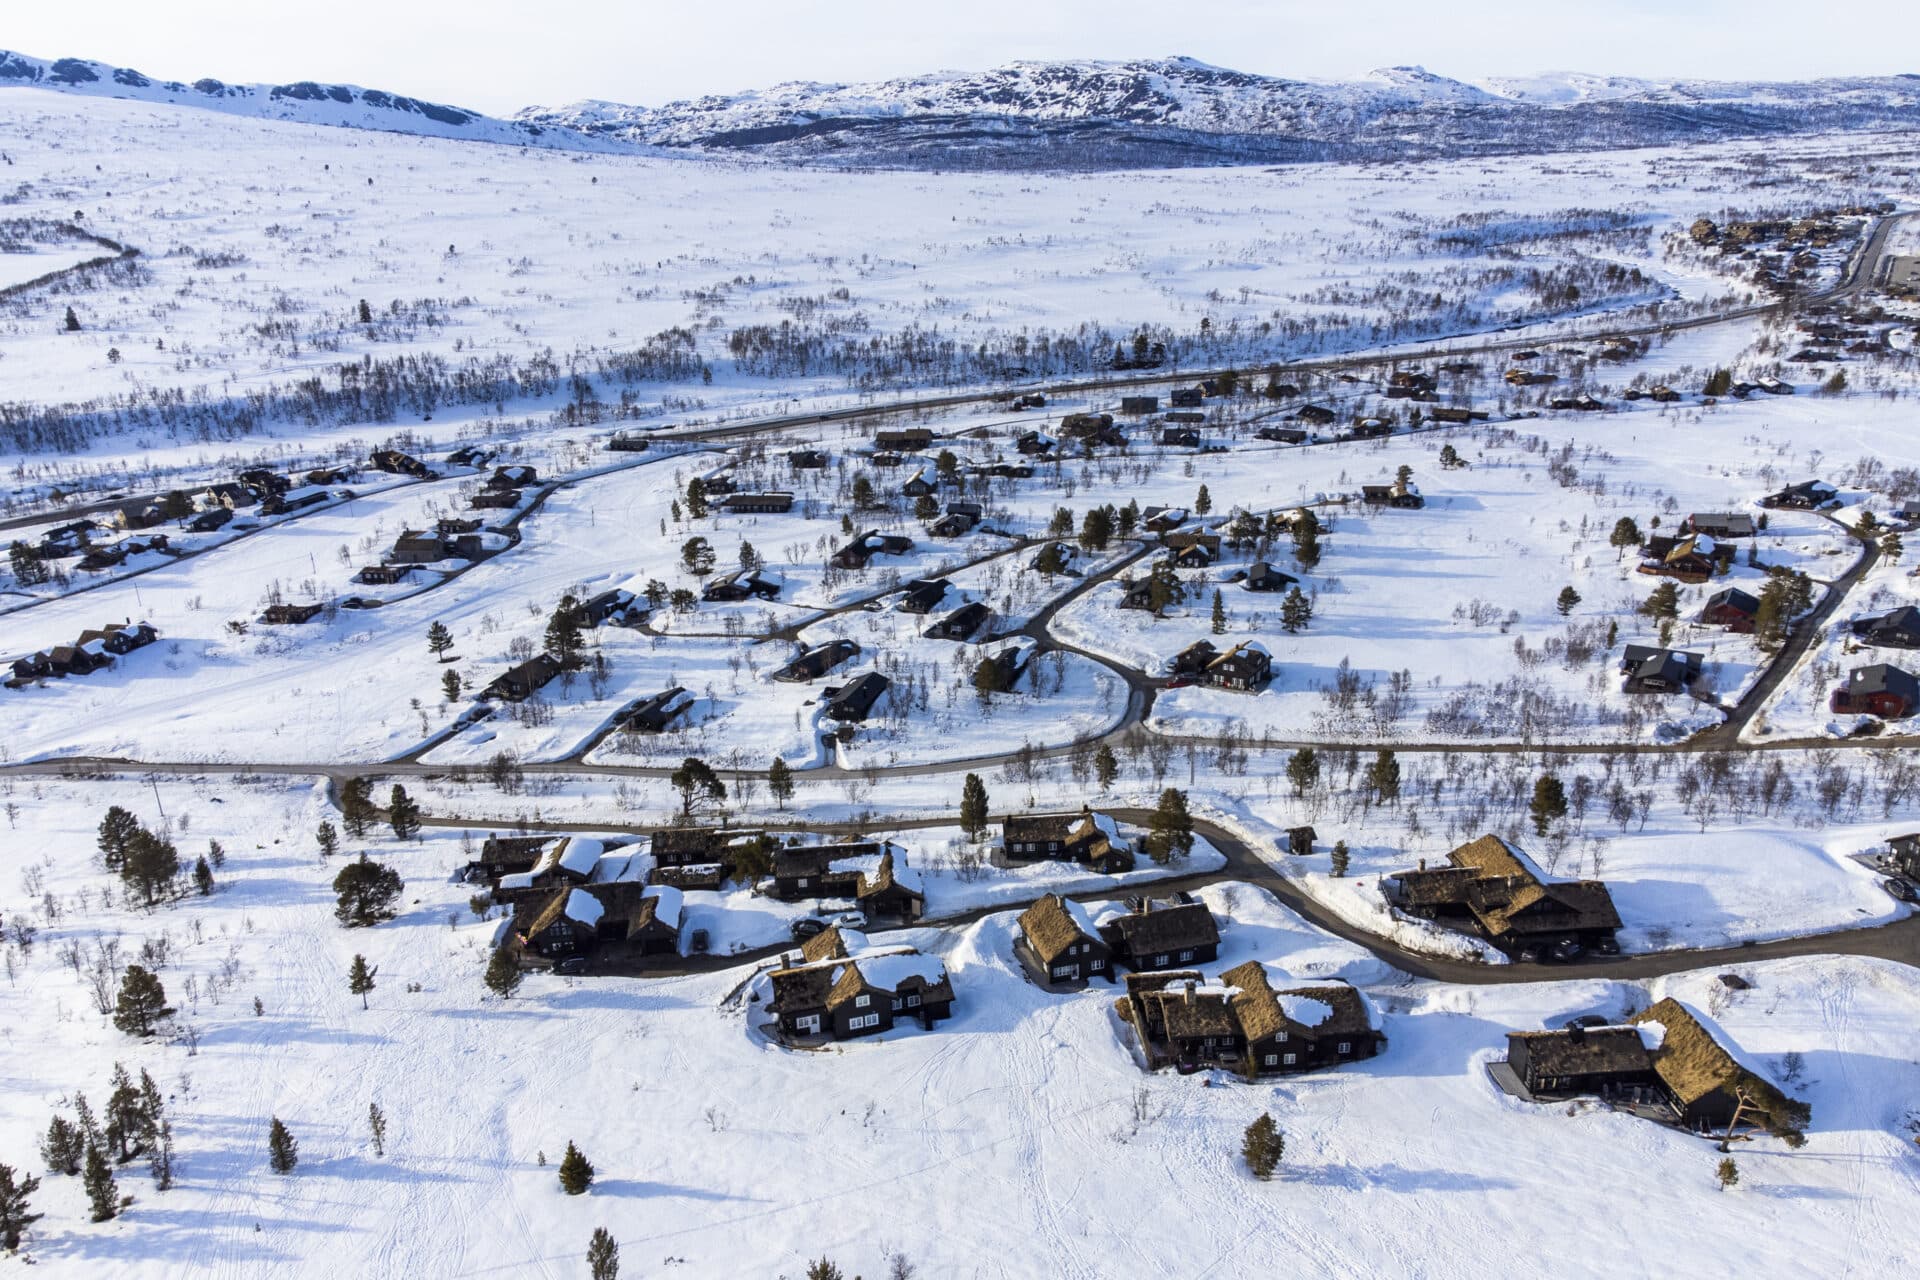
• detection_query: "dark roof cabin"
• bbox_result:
[1830,663,1920,719]
[1243,561,1298,593]
[772,639,860,683]
[924,600,989,641]
[484,654,563,702]
[1851,606,1920,649]
[261,602,325,625]
[1386,834,1620,950]
[1682,513,1756,539]
[823,672,891,722]
[1699,587,1759,633]
[896,579,950,615]
[1016,894,1113,986]
[1619,645,1705,695]
[618,687,693,733]
[1099,898,1220,971]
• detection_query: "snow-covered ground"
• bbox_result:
[3,776,1918,1277]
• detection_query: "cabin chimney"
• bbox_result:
[1418,857,1427,871]
[1183,979,1197,1006]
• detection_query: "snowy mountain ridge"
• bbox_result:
[7,46,1920,168]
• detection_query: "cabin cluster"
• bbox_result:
[1386,834,1621,960]
[763,927,955,1042]
[1168,639,1273,692]
[1503,995,1810,1138]
[1001,809,1137,874]
[1119,963,1382,1077]
[7,620,159,688]
[769,845,927,924]
[29,516,175,573]
[466,835,686,970]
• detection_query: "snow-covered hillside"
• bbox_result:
[0,49,642,154]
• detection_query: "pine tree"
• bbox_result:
[1195,484,1212,515]
[267,1118,298,1174]
[767,756,794,809]
[315,820,340,859]
[1715,1156,1739,1191]
[333,854,404,927]
[0,1162,42,1252]
[1242,1113,1283,1181]
[1330,841,1350,878]
[1210,589,1227,635]
[1556,586,1582,616]
[387,785,422,840]
[8,540,50,586]
[959,774,990,841]
[544,596,586,666]
[588,1226,620,1280]
[1703,368,1732,397]
[121,828,180,905]
[348,955,378,1009]
[669,757,726,819]
[680,536,716,575]
[1286,747,1321,798]
[1882,531,1904,563]
[1094,743,1119,793]
[41,1114,82,1175]
[558,1141,594,1195]
[1366,749,1400,803]
[105,1064,144,1162]
[1530,774,1569,836]
[807,1261,845,1280]
[912,493,940,522]
[1608,516,1643,554]
[113,966,173,1037]
[972,656,1005,701]
[1639,581,1679,621]
[63,306,81,333]
[82,1143,117,1222]
[1078,506,1114,552]
[148,1120,174,1191]
[426,621,454,661]
[1280,586,1313,633]
[368,1102,388,1158]
[442,668,463,702]
[684,477,708,519]
[1438,443,1465,469]
[340,777,375,839]
[97,806,140,871]
[1147,788,1194,863]
[484,944,523,999]
[193,855,214,896]
[357,298,373,324]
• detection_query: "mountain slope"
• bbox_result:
[522,56,1920,167]
[6,47,1920,170]
[0,49,644,153]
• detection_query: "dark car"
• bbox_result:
[554,956,587,976]
[1550,938,1585,963]
[1885,878,1919,903]
[789,918,829,941]
[689,928,711,954]
[1561,1013,1609,1033]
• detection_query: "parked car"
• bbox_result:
[1561,1014,1609,1032]
[789,918,829,941]
[1592,937,1621,956]
[1884,878,1919,903]
[1550,938,1585,963]
[689,928,711,954]
[554,957,587,975]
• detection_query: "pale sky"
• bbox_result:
[5,0,1910,114]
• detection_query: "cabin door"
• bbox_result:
[795,1014,821,1034]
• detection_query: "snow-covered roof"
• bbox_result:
[1636,1021,1667,1051]
[853,950,948,991]
[641,884,683,928]
[1060,896,1100,937]
[562,888,604,927]
[280,484,331,502]
[555,836,604,877]
[1275,992,1335,1027]
[497,871,534,891]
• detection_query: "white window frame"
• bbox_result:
[1338,1041,1352,1055]
[854,993,870,1008]
[1283,1053,1297,1066]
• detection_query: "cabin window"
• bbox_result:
[1338,1041,1352,1055]
[849,1013,879,1031]
[1052,966,1070,978]
[1263,1054,1278,1067]
[796,877,809,888]
[1178,950,1194,962]
[1153,954,1168,966]
[906,994,920,1007]
[1048,841,1060,852]
[891,998,903,1011]
[1283,1053,1297,1066]
[855,994,870,1008]
[1089,958,1104,970]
